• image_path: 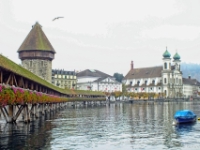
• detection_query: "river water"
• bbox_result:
[1,101,200,150]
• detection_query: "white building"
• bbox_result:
[183,76,200,98]
[77,69,122,92]
[123,48,183,98]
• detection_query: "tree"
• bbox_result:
[113,91,122,100]
[113,73,124,82]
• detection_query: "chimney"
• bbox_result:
[131,61,134,70]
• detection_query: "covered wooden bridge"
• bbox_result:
[0,54,106,123]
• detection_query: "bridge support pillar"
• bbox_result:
[40,104,45,115]
[23,105,30,123]
[7,105,15,123]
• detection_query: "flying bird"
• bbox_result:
[52,17,64,21]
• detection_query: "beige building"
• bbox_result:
[52,69,77,89]
[18,22,55,83]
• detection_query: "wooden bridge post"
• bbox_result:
[23,104,30,123]
[40,104,45,115]
[7,105,14,123]
[35,104,40,118]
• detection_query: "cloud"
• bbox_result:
[140,25,200,41]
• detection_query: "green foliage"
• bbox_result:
[113,73,124,82]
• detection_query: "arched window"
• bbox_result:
[164,78,167,84]
[164,90,167,96]
[164,62,167,69]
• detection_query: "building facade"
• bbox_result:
[182,76,200,98]
[123,48,183,98]
[52,69,77,89]
[18,22,55,83]
[77,69,122,92]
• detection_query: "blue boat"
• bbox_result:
[174,110,197,124]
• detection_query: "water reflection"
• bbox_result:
[1,102,200,150]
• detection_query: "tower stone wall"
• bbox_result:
[22,59,52,82]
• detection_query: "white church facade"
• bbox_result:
[123,48,183,98]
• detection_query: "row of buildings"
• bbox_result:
[17,22,200,98]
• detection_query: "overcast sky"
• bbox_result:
[0,0,200,76]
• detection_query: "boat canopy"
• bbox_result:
[174,110,196,118]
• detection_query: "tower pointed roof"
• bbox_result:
[18,22,56,53]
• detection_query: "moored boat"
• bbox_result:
[174,110,197,124]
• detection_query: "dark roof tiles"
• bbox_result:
[18,22,55,53]
[77,69,112,78]
[124,66,162,80]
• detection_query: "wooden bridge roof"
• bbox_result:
[0,54,104,96]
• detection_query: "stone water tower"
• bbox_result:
[18,22,56,83]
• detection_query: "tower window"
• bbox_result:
[164,63,167,69]
[41,61,44,67]
[30,61,32,67]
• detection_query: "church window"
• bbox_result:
[164,90,167,96]
[145,80,147,85]
[137,81,140,85]
[152,80,155,85]
[130,81,132,85]
[164,63,167,69]
[176,78,178,83]
[164,78,167,84]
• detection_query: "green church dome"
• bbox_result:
[163,49,171,58]
[173,52,180,60]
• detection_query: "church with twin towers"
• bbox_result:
[123,48,183,98]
